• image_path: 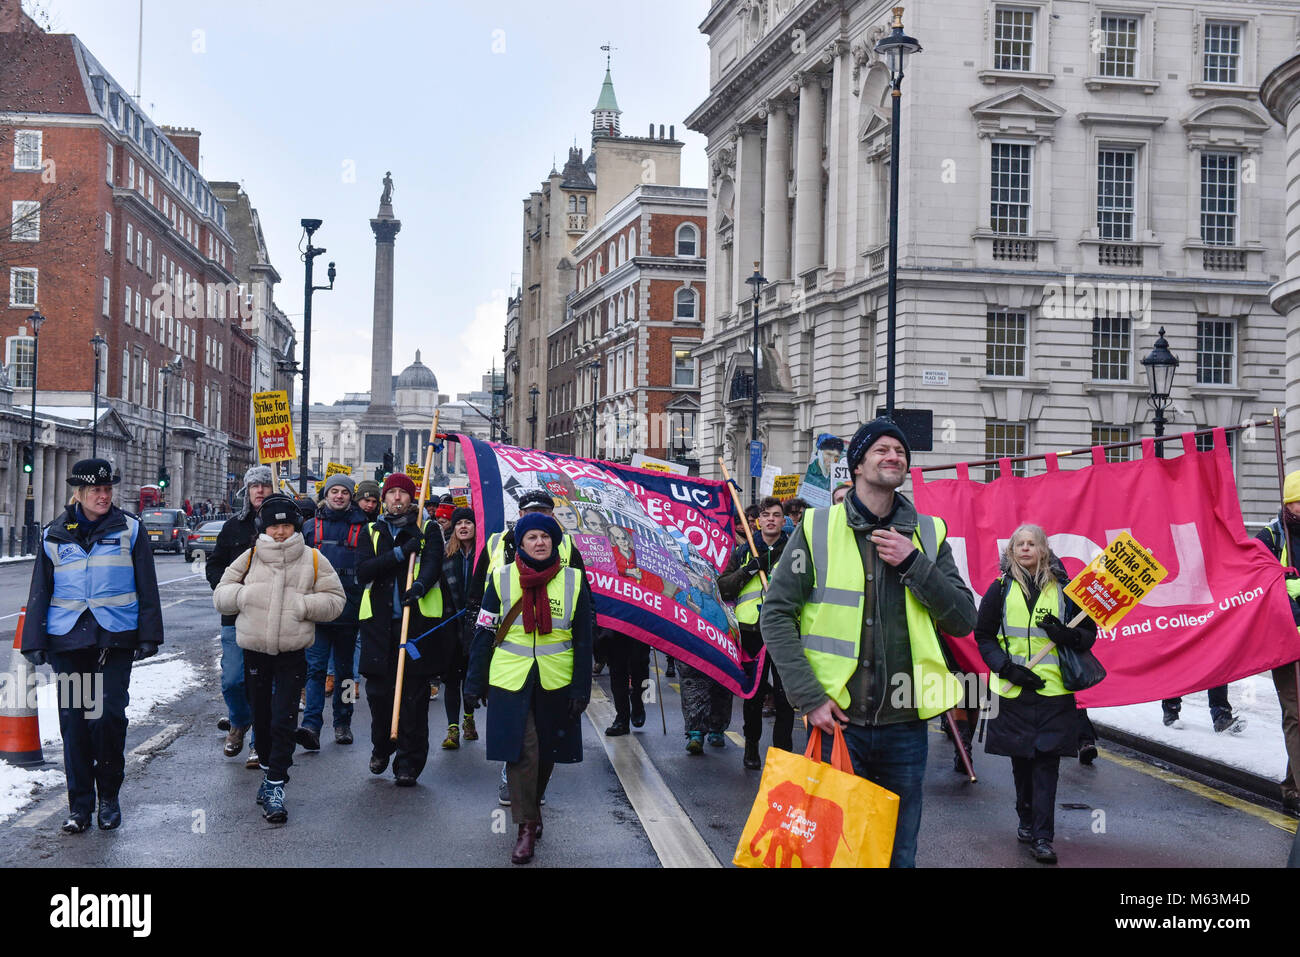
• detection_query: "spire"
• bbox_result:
[593,44,621,138]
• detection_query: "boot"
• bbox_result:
[664,659,676,678]
[96,797,121,830]
[324,674,334,696]
[462,713,478,741]
[685,731,704,755]
[442,724,461,750]
[743,740,761,770]
[511,821,539,864]
[1031,839,1057,864]
[223,724,248,757]
[605,717,630,737]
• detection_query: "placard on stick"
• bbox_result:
[1065,531,1169,629]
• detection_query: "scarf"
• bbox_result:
[514,552,561,635]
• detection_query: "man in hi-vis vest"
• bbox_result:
[761,419,976,868]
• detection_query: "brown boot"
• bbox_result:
[223,725,249,757]
[324,675,334,696]
[511,822,539,864]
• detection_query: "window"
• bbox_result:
[1196,319,1235,385]
[104,211,113,251]
[134,290,142,328]
[147,176,153,203]
[673,349,697,387]
[675,223,698,257]
[145,239,153,275]
[618,235,627,263]
[567,196,576,212]
[993,6,1034,72]
[579,196,587,214]
[124,285,131,323]
[9,268,37,307]
[609,242,617,269]
[143,296,151,336]
[102,276,110,316]
[12,130,41,170]
[135,230,142,268]
[675,287,698,321]
[140,357,149,407]
[984,421,1028,481]
[1097,15,1138,78]
[105,143,113,184]
[1201,153,1238,246]
[985,310,1027,377]
[1091,316,1131,381]
[5,336,34,389]
[991,143,1032,234]
[1091,425,1132,462]
[128,156,135,184]
[125,222,134,263]
[1097,148,1135,241]
[10,201,39,241]
[1203,21,1242,84]
[596,253,602,274]
[121,348,129,399]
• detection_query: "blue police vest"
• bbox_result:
[43,515,142,635]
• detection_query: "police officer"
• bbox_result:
[22,458,163,833]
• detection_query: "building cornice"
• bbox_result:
[1261,52,1300,125]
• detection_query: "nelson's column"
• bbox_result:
[363,171,402,463]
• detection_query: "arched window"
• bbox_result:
[675,223,698,257]
[578,196,588,213]
[596,252,602,274]
[618,235,627,262]
[675,287,697,321]
[609,241,617,269]
[568,195,577,212]
[628,227,637,256]
[627,289,636,321]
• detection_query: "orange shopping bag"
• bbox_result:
[733,725,900,868]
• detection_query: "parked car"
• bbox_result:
[184,520,225,562]
[141,508,189,554]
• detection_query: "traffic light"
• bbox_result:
[22,445,33,474]
[157,466,169,489]
[382,450,394,475]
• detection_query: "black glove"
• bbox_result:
[463,693,483,711]
[22,649,46,667]
[399,534,423,558]
[133,642,159,662]
[1039,613,1087,651]
[401,582,427,607]
[568,697,589,719]
[998,663,1046,690]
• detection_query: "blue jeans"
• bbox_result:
[819,719,929,868]
[220,624,252,730]
[303,623,357,732]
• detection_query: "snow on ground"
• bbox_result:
[1091,671,1289,784]
[0,653,197,824]
[0,555,34,564]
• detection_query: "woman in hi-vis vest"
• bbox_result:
[975,523,1096,866]
[464,512,593,865]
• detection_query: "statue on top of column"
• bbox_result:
[381,171,394,207]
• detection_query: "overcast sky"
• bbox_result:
[37,0,711,401]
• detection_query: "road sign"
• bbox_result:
[749,440,764,477]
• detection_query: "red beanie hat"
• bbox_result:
[435,503,455,521]
[381,473,417,499]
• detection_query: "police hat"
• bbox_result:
[518,489,555,512]
[66,458,120,487]
[255,494,303,533]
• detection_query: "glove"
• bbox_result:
[1039,613,1087,651]
[22,649,46,667]
[463,693,483,711]
[401,582,427,607]
[998,663,1046,690]
[399,534,423,558]
[133,642,159,662]
[568,697,589,719]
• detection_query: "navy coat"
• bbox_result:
[355,515,445,678]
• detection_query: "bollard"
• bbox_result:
[0,607,44,767]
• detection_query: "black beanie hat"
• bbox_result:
[450,507,475,527]
[847,417,912,471]
[256,494,303,533]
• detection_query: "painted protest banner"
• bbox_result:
[456,436,756,696]
[910,429,1300,707]
[253,390,296,464]
[796,433,848,508]
[1065,532,1168,630]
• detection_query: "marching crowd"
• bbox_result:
[20,412,1300,866]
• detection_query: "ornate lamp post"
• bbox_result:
[1141,326,1180,459]
[22,309,46,554]
[586,359,601,458]
[89,331,106,458]
[159,356,183,504]
[744,263,769,505]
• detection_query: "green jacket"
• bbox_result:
[759,490,977,725]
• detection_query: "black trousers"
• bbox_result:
[364,625,433,779]
[48,647,133,819]
[1011,754,1061,842]
[1163,686,1232,723]
[244,648,308,783]
[605,631,650,721]
[740,630,793,751]
[1077,707,1096,745]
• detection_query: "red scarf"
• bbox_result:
[515,554,561,634]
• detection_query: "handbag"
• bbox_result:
[1057,642,1106,692]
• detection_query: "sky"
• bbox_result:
[34,0,711,402]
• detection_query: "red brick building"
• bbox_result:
[551,185,707,469]
[0,15,250,526]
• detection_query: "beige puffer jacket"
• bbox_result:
[213,532,345,654]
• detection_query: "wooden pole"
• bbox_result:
[390,410,440,741]
[652,647,667,734]
[943,709,976,783]
[717,457,767,591]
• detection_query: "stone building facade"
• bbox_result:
[687,0,1299,526]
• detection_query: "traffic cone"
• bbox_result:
[0,607,44,767]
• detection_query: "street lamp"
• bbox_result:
[745,262,768,505]
[160,355,183,504]
[22,309,46,554]
[298,218,336,494]
[586,359,601,459]
[1141,326,1180,460]
[89,331,106,458]
[316,437,325,476]
[528,385,540,450]
[875,6,921,423]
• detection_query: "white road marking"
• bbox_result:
[129,723,184,761]
[160,597,196,610]
[11,797,64,828]
[157,573,202,586]
[586,685,721,868]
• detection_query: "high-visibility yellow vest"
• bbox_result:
[736,571,764,625]
[992,576,1067,700]
[1266,520,1300,602]
[486,529,574,575]
[795,503,961,719]
[488,564,582,691]
[358,519,444,620]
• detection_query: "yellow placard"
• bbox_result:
[405,464,425,486]
[325,462,351,477]
[253,390,296,464]
[772,474,802,500]
[315,481,324,496]
[1065,532,1169,630]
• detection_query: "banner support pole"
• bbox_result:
[718,458,768,592]
[651,648,667,735]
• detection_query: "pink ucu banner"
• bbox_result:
[910,428,1300,707]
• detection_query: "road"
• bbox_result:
[1,552,1294,868]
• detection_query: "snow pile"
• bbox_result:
[0,765,65,823]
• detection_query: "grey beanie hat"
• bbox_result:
[323,474,355,496]
[244,464,274,488]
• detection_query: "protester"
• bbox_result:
[602,626,650,737]
[781,497,808,536]
[832,481,852,506]
[439,507,481,748]
[1161,685,1244,733]
[214,495,345,823]
[761,418,977,868]
[719,496,793,769]
[22,459,163,833]
[678,662,733,754]
[300,474,369,748]
[1257,471,1300,814]
[355,473,446,786]
[464,512,593,864]
[355,480,382,521]
[208,464,276,768]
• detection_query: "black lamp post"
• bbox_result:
[23,309,45,554]
[1141,326,1180,460]
[316,437,325,476]
[586,359,601,458]
[528,386,540,450]
[874,6,921,423]
[160,356,183,505]
[745,262,768,505]
[89,331,106,458]
[297,218,336,494]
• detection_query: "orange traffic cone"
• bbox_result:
[0,607,44,767]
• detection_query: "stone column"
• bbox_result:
[1262,54,1300,460]
[794,74,826,277]
[734,124,764,301]
[39,446,55,523]
[762,101,791,282]
[364,176,402,446]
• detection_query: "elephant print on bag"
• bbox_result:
[747,780,850,867]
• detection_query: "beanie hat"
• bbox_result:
[382,472,417,499]
[847,417,912,471]
[244,464,274,489]
[1286,471,1300,505]
[323,474,355,497]
[294,495,317,519]
[355,479,381,500]
[256,494,302,533]
[435,503,455,521]
[450,506,475,527]
[514,512,563,550]
[518,489,555,512]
